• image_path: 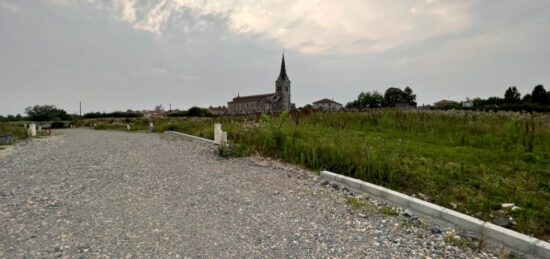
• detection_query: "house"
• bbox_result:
[462,101,474,108]
[209,106,229,116]
[227,54,291,114]
[434,99,458,107]
[312,98,343,111]
[144,110,167,118]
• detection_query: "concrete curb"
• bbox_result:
[320,170,550,258]
[164,131,215,144]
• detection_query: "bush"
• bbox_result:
[50,121,66,129]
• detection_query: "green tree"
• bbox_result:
[504,86,521,103]
[186,106,212,117]
[25,105,71,121]
[383,87,405,107]
[346,91,382,109]
[522,94,532,103]
[531,85,549,105]
[403,86,417,106]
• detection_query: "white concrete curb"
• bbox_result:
[320,170,550,258]
[164,131,215,144]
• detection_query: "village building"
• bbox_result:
[434,99,458,107]
[312,99,343,111]
[227,55,291,114]
[144,110,167,118]
[462,101,474,108]
[208,106,229,116]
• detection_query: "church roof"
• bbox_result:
[277,54,289,81]
[230,93,277,102]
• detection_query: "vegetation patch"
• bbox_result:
[346,197,366,210]
[444,233,471,249]
[379,207,398,217]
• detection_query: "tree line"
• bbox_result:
[345,86,417,109]
[0,105,73,122]
[448,84,550,112]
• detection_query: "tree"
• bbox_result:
[382,87,405,107]
[504,86,521,103]
[522,94,532,103]
[346,91,383,109]
[531,85,549,105]
[186,106,212,117]
[25,105,71,121]
[403,86,417,106]
[154,105,165,112]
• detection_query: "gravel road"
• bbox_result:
[0,129,496,258]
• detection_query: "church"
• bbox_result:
[227,54,291,114]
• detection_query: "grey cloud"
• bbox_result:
[1,0,549,115]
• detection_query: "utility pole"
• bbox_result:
[79,102,82,117]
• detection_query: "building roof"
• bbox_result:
[230,93,277,103]
[313,98,342,105]
[209,106,228,111]
[276,54,289,81]
[434,99,458,105]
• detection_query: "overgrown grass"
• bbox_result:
[0,122,29,144]
[80,110,550,239]
[346,197,366,210]
[444,233,471,249]
[380,207,398,217]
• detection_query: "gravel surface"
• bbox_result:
[0,129,497,258]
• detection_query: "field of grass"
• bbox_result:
[0,121,29,144]
[78,110,550,239]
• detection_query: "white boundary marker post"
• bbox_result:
[28,124,36,136]
[214,124,222,145]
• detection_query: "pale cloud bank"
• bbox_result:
[0,1,20,13]
[58,0,473,54]
[2,0,548,115]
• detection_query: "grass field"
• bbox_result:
[0,121,29,144]
[78,110,550,239]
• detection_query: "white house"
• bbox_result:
[312,99,343,111]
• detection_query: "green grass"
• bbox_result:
[379,207,398,217]
[444,233,471,249]
[0,122,29,144]
[80,110,550,239]
[346,197,366,210]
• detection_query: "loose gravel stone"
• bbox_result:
[0,129,495,258]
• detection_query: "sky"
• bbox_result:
[1,0,549,115]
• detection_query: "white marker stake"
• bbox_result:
[28,124,36,136]
[214,123,222,144]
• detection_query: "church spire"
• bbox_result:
[277,53,289,81]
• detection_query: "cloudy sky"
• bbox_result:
[1,0,549,115]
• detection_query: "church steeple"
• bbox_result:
[277,53,289,81]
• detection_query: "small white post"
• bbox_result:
[127,124,131,130]
[37,125,42,132]
[28,124,36,136]
[214,123,222,144]
[149,122,154,132]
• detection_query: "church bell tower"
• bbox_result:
[275,53,291,111]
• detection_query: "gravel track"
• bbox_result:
[0,129,495,258]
